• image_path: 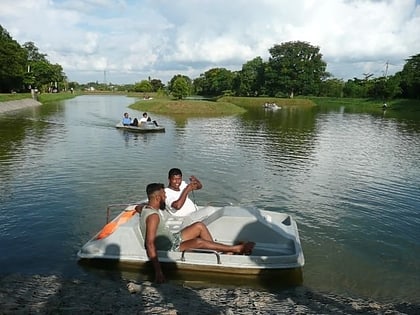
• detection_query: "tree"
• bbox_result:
[343,78,368,98]
[0,25,28,92]
[23,41,48,62]
[367,76,401,100]
[265,41,327,97]
[319,78,344,97]
[171,76,190,99]
[150,78,165,92]
[134,80,153,92]
[198,68,235,96]
[22,41,67,91]
[398,53,420,99]
[169,74,192,98]
[192,75,205,95]
[236,57,265,96]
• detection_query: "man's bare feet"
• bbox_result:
[235,241,255,255]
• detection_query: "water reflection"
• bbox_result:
[118,129,162,145]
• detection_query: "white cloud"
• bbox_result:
[1,0,419,84]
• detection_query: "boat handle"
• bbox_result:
[181,249,221,264]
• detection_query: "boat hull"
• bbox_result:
[115,122,165,133]
[79,258,303,287]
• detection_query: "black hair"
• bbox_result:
[146,183,164,197]
[168,168,182,178]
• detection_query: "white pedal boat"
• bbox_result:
[77,204,304,277]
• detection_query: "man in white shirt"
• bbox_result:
[139,112,159,126]
[165,168,202,216]
[139,112,148,124]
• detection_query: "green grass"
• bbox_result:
[37,92,78,103]
[309,97,420,112]
[0,92,78,104]
[220,96,315,108]
[129,95,316,116]
[129,96,246,116]
[0,93,33,102]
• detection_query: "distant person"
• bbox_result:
[139,112,149,124]
[165,168,202,216]
[122,112,138,126]
[141,183,255,283]
[140,112,159,126]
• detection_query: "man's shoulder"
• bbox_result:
[142,206,158,215]
[165,185,183,192]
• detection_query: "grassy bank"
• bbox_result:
[0,93,33,102]
[37,92,78,103]
[220,96,315,108]
[129,96,246,116]
[129,95,317,116]
[309,97,420,112]
[0,92,78,104]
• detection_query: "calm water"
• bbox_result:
[0,95,419,303]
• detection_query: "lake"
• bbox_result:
[0,95,419,303]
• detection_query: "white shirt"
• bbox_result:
[165,181,197,216]
[139,117,148,123]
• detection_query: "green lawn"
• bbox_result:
[0,92,77,103]
[0,93,33,102]
[129,97,246,116]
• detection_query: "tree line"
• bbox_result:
[0,25,66,93]
[1,24,419,99]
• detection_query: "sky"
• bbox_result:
[1,0,420,85]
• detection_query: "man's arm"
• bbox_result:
[170,183,194,210]
[145,214,165,283]
[189,175,202,190]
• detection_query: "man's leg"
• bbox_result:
[179,238,255,255]
[181,222,213,242]
[131,118,138,126]
[180,222,255,254]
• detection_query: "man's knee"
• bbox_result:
[193,222,206,230]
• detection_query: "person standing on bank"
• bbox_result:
[165,168,202,216]
[141,183,255,283]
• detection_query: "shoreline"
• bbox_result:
[0,273,418,314]
[0,98,42,114]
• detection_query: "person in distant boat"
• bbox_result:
[122,112,138,126]
[139,112,148,124]
[141,182,255,283]
[139,112,159,126]
[165,168,202,217]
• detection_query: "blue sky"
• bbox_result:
[1,0,419,84]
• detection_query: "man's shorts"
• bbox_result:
[171,232,182,251]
